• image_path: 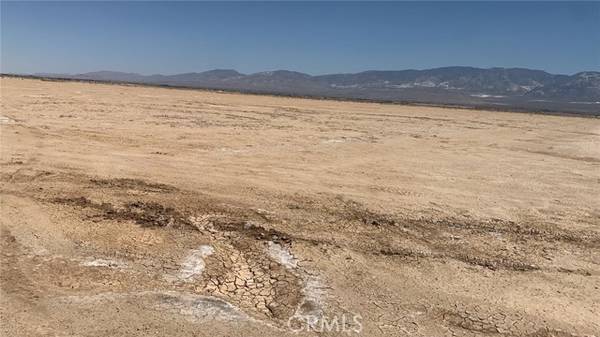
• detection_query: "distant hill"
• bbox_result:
[31,67,600,114]
[526,72,600,102]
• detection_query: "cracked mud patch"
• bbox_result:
[44,186,319,324]
[200,241,304,321]
[438,305,595,337]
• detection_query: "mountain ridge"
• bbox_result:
[28,66,600,114]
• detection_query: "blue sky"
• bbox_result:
[1,1,598,75]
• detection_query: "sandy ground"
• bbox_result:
[1,77,599,337]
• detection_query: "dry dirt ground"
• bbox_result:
[0,77,599,337]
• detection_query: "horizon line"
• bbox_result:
[19,66,600,78]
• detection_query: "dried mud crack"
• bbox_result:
[43,183,320,325]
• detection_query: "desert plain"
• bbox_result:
[1,77,599,336]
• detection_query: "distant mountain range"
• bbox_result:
[31,67,600,114]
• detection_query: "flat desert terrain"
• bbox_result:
[1,77,599,337]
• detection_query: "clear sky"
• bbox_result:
[1,1,598,75]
